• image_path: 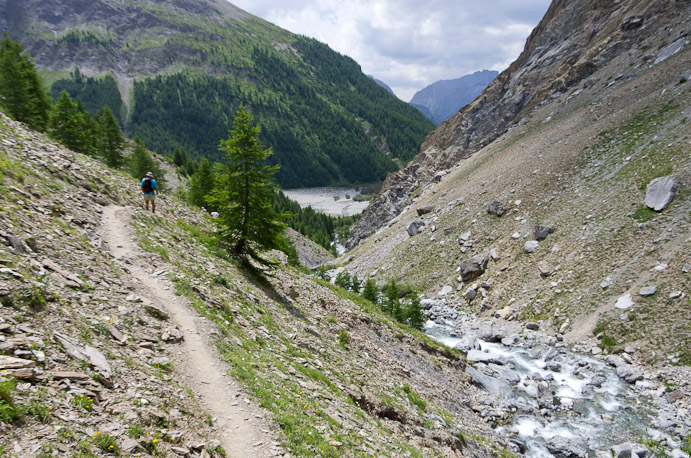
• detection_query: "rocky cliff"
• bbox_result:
[347,0,691,249]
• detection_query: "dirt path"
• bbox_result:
[100,205,282,458]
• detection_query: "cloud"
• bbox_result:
[229,0,551,101]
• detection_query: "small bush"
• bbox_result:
[337,330,350,348]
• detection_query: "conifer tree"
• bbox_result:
[0,34,50,130]
[172,146,187,168]
[188,157,215,208]
[48,91,93,153]
[207,105,285,262]
[403,293,425,331]
[362,279,379,304]
[95,105,124,168]
[129,136,164,187]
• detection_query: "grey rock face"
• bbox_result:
[459,254,490,282]
[645,176,678,211]
[406,220,426,236]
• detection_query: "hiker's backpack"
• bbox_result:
[142,177,154,193]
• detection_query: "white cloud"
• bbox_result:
[229,0,551,101]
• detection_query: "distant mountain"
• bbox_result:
[1,0,434,188]
[410,70,498,124]
[368,76,395,96]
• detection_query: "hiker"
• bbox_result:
[141,171,158,213]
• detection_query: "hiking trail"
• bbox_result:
[100,205,282,457]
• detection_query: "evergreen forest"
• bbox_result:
[47,36,435,188]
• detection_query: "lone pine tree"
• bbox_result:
[207,105,285,263]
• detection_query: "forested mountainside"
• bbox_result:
[410,70,498,125]
[0,0,434,188]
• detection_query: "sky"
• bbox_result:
[228,0,552,101]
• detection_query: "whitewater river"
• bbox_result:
[282,187,370,217]
[425,319,680,457]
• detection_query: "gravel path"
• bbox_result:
[100,205,282,457]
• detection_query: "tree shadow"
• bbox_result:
[237,257,308,322]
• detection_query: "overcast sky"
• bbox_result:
[229,0,552,101]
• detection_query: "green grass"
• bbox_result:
[631,205,658,222]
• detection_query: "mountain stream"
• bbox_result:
[424,316,681,457]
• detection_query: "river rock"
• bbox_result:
[466,366,513,397]
[406,220,426,236]
[467,349,508,365]
[546,435,586,457]
[487,199,505,217]
[487,363,521,383]
[645,176,678,211]
[526,322,540,331]
[524,240,539,253]
[459,254,489,282]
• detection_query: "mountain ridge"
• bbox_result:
[1,0,435,188]
[409,70,498,125]
[346,0,691,249]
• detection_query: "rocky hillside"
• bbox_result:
[410,70,498,125]
[347,0,690,248]
[1,0,434,188]
[339,0,691,372]
[0,113,518,457]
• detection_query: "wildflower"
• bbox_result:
[152,438,158,444]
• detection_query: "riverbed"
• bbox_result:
[282,187,371,217]
[422,302,690,457]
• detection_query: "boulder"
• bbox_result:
[615,293,634,309]
[495,307,513,320]
[406,220,426,236]
[533,224,554,241]
[538,261,554,277]
[645,176,678,211]
[467,349,508,365]
[524,240,539,253]
[639,285,657,296]
[459,254,489,282]
[416,205,434,216]
[526,322,540,331]
[546,435,586,458]
[487,199,505,217]
[466,366,513,397]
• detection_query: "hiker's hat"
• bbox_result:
[146,171,153,177]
